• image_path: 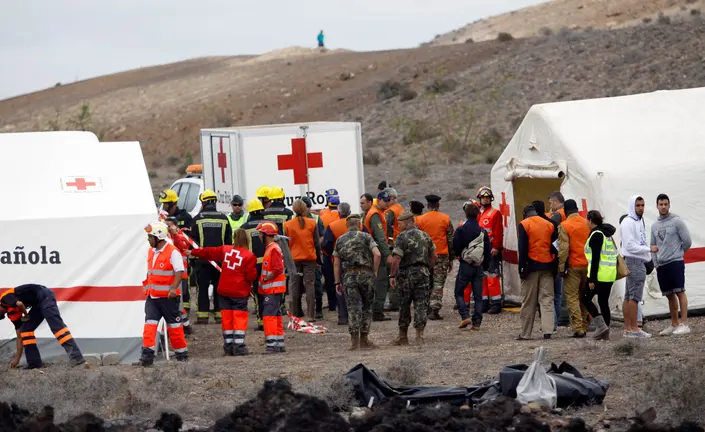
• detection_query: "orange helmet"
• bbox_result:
[476,186,494,201]
[256,221,279,236]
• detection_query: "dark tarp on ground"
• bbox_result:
[345,361,608,409]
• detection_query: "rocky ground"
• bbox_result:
[2,277,705,429]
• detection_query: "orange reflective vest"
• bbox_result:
[144,243,180,297]
[416,211,451,255]
[0,289,23,322]
[560,214,590,267]
[387,203,405,240]
[284,217,317,261]
[259,243,287,294]
[319,208,340,230]
[364,205,386,235]
[520,216,555,264]
[546,208,566,222]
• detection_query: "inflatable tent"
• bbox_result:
[0,132,155,363]
[490,87,705,319]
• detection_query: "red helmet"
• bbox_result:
[256,221,279,236]
[476,186,494,201]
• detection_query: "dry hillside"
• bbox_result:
[430,0,705,45]
[2,15,705,221]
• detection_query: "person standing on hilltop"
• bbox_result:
[318,30,325,50]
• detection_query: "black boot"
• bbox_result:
[232,344,249,356]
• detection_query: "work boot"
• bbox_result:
[256,324,264,331]
[390,328,409,346]
[316,312,324,320]
[176,354,189,362]
[223,343,234,356]
[453,304,459,311]
[278,346,286,353]
[214,316,222,325]
[196,317,209,325]
[415,328,425,345]
[183,325,193,336]
[488,304,502,314]
[591,315,610,341]
[572,331,587,338]
[338,319,348,326]
[482,300,490,313]
[232,344,249,356]
[428,310,443,321]
[131,359,153,367]
[360,333,377,350]
[458,318,472,329]
[264,346,279,355]
[373,314,391,322]
[349,333,360,351]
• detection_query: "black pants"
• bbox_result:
[581,281,613,326]
[322,254,337,311]
[454,262,484,326]
[196,263,221,320]
[20,286,84,367]
[182,266,191,311]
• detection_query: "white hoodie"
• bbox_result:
[619,195,651,262]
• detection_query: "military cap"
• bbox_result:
[347,213,362,221]
[230,194,244,204]
[425,194,441,204]
[409,200,425,214]
[398,212,414,222]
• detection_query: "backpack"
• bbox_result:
[461,231,485,265]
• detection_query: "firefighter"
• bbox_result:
[256,186,272,209]
[189,229,258,356]
[189,190,232,324]
[134,222,188,366]
[227,194,248,232]
[317,189,340,313]
[1,284,87,369]
[160,188,195,314]
[257,221,287,354]
[241,199,267,330]
[476,186,504,314]
[263,186,295,231]
[165,217,193,335]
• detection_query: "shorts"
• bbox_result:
[656,260,686,296]
[624,256,646,302]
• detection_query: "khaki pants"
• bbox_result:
[290,261,317,321]
[564,267,589,333]
[520,270,554,339]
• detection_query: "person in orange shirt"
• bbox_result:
[517,205,557,340]
[285,200,322,322]
[257,221,287,354]
[416,194,454,320]
[318,189,341,313]
[557,199,590,338]
[476,187,504,314]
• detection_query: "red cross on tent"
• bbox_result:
[499,192,511,227]
[62,176,102,192]
[579,198,588,218]
[277,138,323,185]
[217,138,227,183]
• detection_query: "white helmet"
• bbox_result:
[144,221,169,240]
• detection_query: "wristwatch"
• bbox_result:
[335,282,341,286]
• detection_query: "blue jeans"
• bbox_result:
[454,262,484,326]
[554,275,563,329]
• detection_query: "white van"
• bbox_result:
[162,165,204,218]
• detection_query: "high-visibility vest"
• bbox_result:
[546,208,566,222]
[144,243,180,297]
[560,214,590,267]
[259,243,287,294]
[284,217,317,261]
[416,211,451,255]
[388,203,405,240]
[519,216,555,264]
[584,231,618,282]
[243,219,266,264]
[319,208,340,229]
[227,212,248,231]
[0,288,22,322]
[364,206,386,236]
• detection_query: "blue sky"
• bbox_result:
[0,0,546,100]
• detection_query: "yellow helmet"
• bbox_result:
[200,189,217,203]
[256,186,271,199]
[247,198,264,213]
[159,189,179,203]
[268,186,285,200]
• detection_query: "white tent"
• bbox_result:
[0,132,155,363]
[491,87,705,319]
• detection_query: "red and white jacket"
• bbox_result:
[190,246,258,298]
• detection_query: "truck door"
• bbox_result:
[210,135,233,212]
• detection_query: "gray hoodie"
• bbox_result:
[650,213,692,266]
[619,195,651,262]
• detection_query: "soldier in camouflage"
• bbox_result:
[389,212,437,345]
[333,214,382,350]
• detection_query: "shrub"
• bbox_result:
[425,78,457,95]
[148,171,158,179]
[400,88,418,102]
[465,38,474,43]
[540,27,553,36]
[612,339,641,356]
[382,358,425,386]
[638,358,705,424]
[363,151,381,166]
[642,17,653,23]
[376,80,412,102]
[215,112,234,127]
[658,12,671,24]
[497,32,514,42]
[167,156,181,167]
[691,8,701,15]
[297,371,357,411]
[391,117,439,145]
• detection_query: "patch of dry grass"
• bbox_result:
[296,370,357,412]
[381,358,426,387]
[638,357,705,424]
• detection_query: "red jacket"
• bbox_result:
[479,206,503,250]
[191,246,257,298]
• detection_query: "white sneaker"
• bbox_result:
[659,326,677,336]
[673,324,691,335]
[623,331,637,338]
[635,329,652,338]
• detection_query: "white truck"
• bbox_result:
[198,122,365,213]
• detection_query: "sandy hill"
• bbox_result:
[430,0,704,44]
[1,6,705,220]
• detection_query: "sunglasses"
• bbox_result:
[232,203,243,207]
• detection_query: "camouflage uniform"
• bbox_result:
[334,229,378,336]
[429,254,450,311]
[392,226,435,330]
